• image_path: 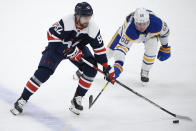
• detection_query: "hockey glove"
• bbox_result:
[103,65,115,84]
[157,44,171,61]
[113,61,123,79]
[67,47,84,62]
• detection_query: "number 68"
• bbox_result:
[121,35,129,45]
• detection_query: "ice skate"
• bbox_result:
[141,70,149,86]
[69,96,83,115]
[10,97,27,115]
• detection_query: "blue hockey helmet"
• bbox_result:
[75,2,93,16]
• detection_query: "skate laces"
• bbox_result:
[18,98,27,108]
[75,96,82,106]
[141,70,149,78]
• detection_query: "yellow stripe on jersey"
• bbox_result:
[115,45,129,53]
[157,35,160,41]
[125,32,160,42]
[148,32,160,35]
[143,56,156,63]
[114,63,123,72]
[125,34,140,42]
[123,22,127,30]
[108,29,119,48]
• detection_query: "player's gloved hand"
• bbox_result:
[102,64,115,84]
[67,47,84,62]
[113,61,123,79]
[157,44,171,61]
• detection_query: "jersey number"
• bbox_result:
[121,35,129,45]
[97,34,103,44]
[53,22,63,35]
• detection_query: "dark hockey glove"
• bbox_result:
[103,65,115,84]
[67,47,84,62]
[157,44,171,61]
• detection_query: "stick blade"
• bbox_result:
[176,114,192,121]
[89,95,93,109]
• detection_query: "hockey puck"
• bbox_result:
[173,120,179,124]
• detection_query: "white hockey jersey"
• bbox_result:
[107,11,170,63]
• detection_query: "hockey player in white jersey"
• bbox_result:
[107,8,170,84]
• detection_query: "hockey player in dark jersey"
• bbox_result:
[10,2,115,115]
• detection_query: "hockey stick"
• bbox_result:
[89,82,109,109]
[115,80,192,121]
[81,58,192,121]
[80,58,107,109]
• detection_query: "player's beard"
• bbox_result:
[78,21,89,28]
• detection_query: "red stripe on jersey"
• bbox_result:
[47,32,62,41]
[79,78,91,88]
[26,81,38,92]
[93,47,106,54]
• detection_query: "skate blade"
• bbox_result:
[10,108,20,115]
[69,106,80,115]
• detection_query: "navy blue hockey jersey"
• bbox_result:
[47,15,107,64]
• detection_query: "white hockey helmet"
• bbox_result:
[134,8,149,23]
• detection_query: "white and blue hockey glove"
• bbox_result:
[113,61,123,79]
[157,44,171,61]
